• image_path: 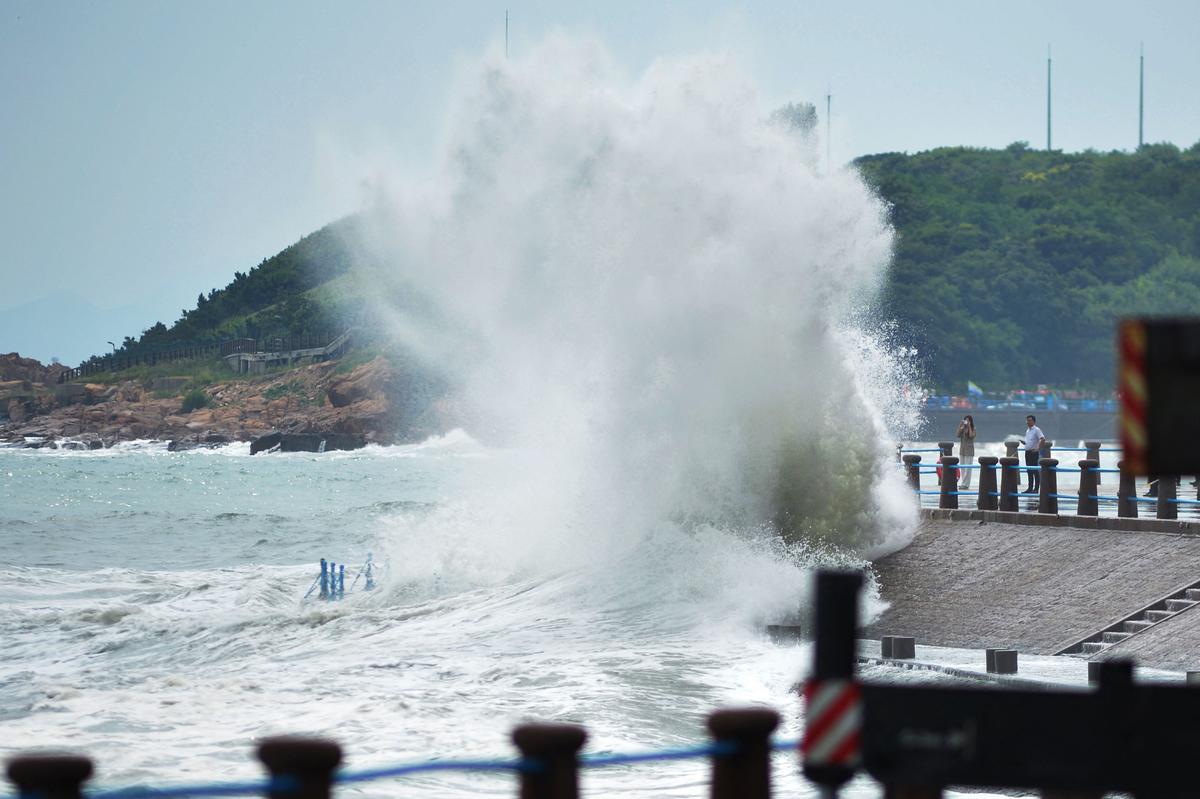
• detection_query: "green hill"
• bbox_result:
[858,141,1200,389]
[87,141,1200,392]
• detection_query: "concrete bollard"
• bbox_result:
[1077,459,1099,516]
[939,456,959,509]
[985,649,1018,675]
[512,723,588,799]
[1037,458,1059,515]
[1088,659,1133,686]
[903,454,922,492]
[257,738,342,799]
[1117,460,1139,519]
[976,456,999,511]
[707,708,779,799]
[1004,440,1020,459]
[998,457,1020,512]
[1085,441,1102,485]
[889,636,916,659]
[6,755,93,799]
[1157,476,1178,520]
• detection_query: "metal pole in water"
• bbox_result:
[319,558,328,600]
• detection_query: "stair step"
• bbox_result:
[1166,599,1197,613]
[1081,642,1107,655]
[1186,589,1200,602]
[1102,631,1132,644]
[1124,620,1154,633]
[1146,610,1176,623]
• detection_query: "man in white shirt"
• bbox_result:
[1023,415,1046,493]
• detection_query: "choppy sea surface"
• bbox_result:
[1,435,1034,798]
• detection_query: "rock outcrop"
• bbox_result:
[0,354,447,448]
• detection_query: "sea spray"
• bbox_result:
[347,36,919,565]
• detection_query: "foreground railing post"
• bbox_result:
[708,708,779,799]
[998,457,1019,512]
[1037,458,1058,515]
[1157,476,1178,520]
[1077,459,1099,516]
[902,455,922,492]
[257,737,342,799]
[976,456,998,511]
[1004,440,1020,459]
[1117,460,1138,519]
[802,570,862,796]
[939,456,959,509]
[6,755,93,799]
[512,723,587,799]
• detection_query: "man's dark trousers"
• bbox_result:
[1024,449,1040,492]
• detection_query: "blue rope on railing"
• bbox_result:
[1167,498,1200,506]
[1091,468,1122,473]
[899,448,943,453]
[91,778,296,799]
[1046,494,1079,501]
[336,757,535,784]
[581,740,738,767]
[1088,495,1122,501]
[4,738,813,799]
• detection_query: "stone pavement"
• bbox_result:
[866,511,1200,667]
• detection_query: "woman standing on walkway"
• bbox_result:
[957,414,976,490]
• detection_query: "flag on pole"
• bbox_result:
[966,380,983,397]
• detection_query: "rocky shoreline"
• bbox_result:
[0,352,448,451]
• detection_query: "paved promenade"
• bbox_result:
[867,510,1200,668]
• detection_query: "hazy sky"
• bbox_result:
[2,0,1198,363]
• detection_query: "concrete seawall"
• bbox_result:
[867,509,1200,670]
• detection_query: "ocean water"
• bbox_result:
[1,438,878,798]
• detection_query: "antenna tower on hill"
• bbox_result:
[1138,42,1145,148]
[1046,45,1052,151]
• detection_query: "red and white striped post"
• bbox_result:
[801,570,863,796]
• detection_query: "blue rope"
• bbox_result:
[1167,498,1200,505]
[337,758,534,783]
[900,448,943,453]
[581,741,737,767]
[8,737,803,799]
[1088,495,1122,501]
[1091,468,1122,473]
[1046,494,1078,501]
[91,777,295,799]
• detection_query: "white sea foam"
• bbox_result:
[346,37,918,564]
